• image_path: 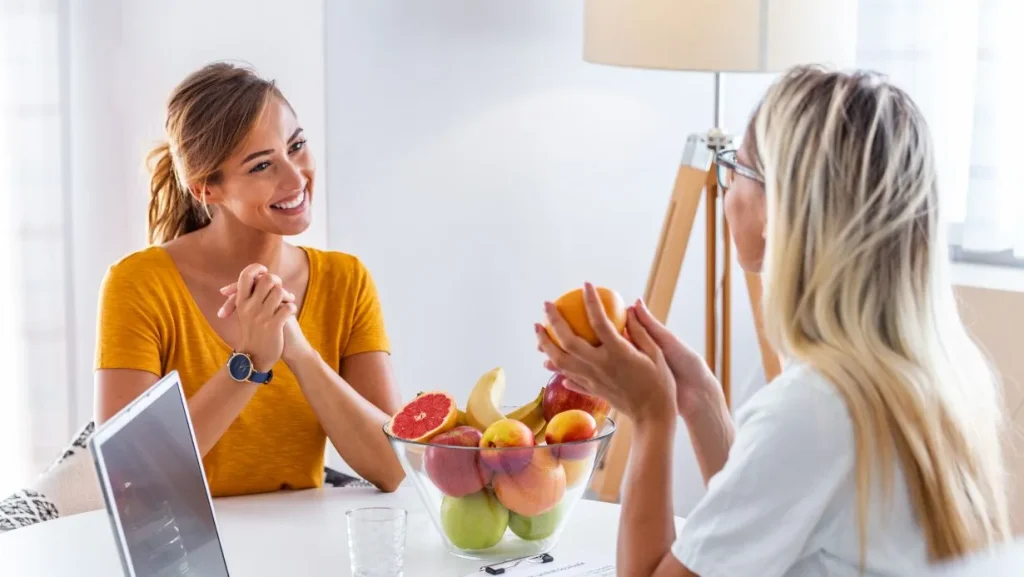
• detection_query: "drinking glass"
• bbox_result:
[346,507,408,577]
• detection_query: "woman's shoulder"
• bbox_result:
[301,245,369,269]
[736,360,854,445]
[301,246,378,287]
[106,245,173,272]
[101,245,177,293]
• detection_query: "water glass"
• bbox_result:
[346,507,407,577]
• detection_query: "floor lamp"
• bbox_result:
[582,0,858,503]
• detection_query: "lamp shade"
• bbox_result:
[583,0,858,73]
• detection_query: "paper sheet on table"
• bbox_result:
[464,555,615,577]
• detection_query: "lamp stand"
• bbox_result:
[587,79,782,502]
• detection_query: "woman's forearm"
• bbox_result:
[96,367,258,458]
[288,352,405,492]
[618,416,678,577]
[681,393,735,484]
[186,366,261,457]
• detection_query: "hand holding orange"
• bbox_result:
[544,284,627,348]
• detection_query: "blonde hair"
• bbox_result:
[147,62,286,245]
[750,66,1011,563]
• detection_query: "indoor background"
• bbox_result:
[0,0,1020,526]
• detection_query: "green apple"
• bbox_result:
[440,491,509,550]
[508,502,564,541]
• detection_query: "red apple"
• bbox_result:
[479,418,535,475]
[542,373,611,425]
[424,426,490,497]
[545,409,598,460]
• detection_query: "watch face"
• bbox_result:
[228,353,252,381]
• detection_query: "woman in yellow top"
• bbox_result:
[93,62,405,496]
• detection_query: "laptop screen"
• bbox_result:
[92,375,230,577]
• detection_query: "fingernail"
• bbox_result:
[584,281,593,290]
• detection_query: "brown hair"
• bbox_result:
[147,62,286,245]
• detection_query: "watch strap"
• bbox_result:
[249,367,273,384]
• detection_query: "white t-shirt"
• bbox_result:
[672,361,931,577]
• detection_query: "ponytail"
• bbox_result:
[146,142,210,245]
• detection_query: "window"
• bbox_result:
[0,0,74,492]
[857,0,1023,266]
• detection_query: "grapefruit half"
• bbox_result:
[388,391,459,442]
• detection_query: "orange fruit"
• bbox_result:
[387,391,458,442]
[546,286,626,347]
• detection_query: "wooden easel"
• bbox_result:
[588,132,782,503]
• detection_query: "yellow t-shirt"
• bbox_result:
[94,245,391,497]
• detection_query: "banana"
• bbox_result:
[465,367,506,432]
[505,387,546,437]
[456,409,469,427]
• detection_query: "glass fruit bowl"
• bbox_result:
[384,411,616,562]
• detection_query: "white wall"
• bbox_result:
[67,0,328,425]
[324,0,775,514]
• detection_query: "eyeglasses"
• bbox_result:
[715,149,763,191]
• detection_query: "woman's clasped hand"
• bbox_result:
[216,265,313,369]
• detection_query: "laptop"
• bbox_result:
[89,370,232,577]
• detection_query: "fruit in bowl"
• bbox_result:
[543,372,611,426]
[384,366,616,562]
[545,409,598,460]
[424,426,490,498]
[440,490,509,550]
[560,455,593,488]
[509,501,566,541]
[492,449,566,517]
[387,390,459,441]
[479,418,535,476]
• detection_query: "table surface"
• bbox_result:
[0,484,684,576]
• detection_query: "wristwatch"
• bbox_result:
[226,351,273,385]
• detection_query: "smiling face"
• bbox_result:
[203,97,315,236]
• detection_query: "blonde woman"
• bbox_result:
[537,66,1011,576]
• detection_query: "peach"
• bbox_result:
[479,418,535,475]
[492,450,566,517]
[542,372,611,426]
[424,426,490,497]
[545,409,597,460]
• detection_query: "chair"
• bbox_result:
[0,421,102,532]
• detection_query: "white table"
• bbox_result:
[0,484,684,576]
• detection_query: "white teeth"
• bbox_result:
[271,190,305,210]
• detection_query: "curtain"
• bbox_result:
[857,0,1022,259]
[0,0,73,493]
